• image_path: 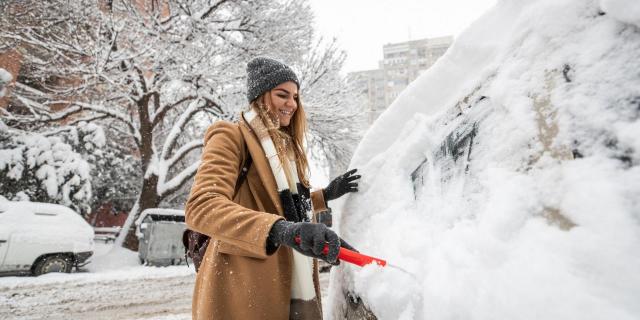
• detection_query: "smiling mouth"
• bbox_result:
[279,110,293,116]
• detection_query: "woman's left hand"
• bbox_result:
[323,168,361,202]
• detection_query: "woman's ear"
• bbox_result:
[264,91,272,107]
[257,93,268,111]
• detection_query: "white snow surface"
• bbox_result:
[0,201,94,246]
[329,0,640,319]
[0,131,92,209]
[78,121,107,149]
[600,0,640,27]
[134,208,185,226]
[0,68,11,82]
[0,68,11,98]
[0,243,196,320]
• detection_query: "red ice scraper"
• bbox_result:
[295,236,386,267]
[294,236,417,279]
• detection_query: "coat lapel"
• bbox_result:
[238,117,282,214]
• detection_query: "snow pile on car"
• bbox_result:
[328,0,640,319]
[0,201,94,247]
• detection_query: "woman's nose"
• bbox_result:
[286,97,297,108]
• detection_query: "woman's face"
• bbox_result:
[267,81,298,127]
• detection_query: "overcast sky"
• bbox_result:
[309,0,497,74]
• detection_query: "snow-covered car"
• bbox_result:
[0,201,94,276]
[328,1,640,319]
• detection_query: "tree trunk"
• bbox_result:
[121,174,160,250]
[120,95,160,250]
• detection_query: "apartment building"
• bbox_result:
[348,36,453,126]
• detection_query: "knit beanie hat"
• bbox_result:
[246,57,300,103]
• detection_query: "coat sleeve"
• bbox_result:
[185,121,283,259]
[310,189,327,213]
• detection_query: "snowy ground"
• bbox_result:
[0,243,330,319]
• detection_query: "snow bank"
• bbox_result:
[0,243,193,289]
[329,0,640,319]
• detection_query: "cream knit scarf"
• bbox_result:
[242,107,316,302]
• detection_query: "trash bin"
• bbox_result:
[135,208,186,266]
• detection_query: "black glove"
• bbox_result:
[268,220,357,264]
[323,168,361,202]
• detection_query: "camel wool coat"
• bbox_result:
[185,118,328,320]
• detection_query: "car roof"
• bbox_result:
[0,201,93,236]
[0,201,78,216]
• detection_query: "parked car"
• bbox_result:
[0,201,94,276]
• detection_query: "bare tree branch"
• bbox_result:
[151,95,197,127]
[160,98,204,160]
[158,161,200,199]
[198,0,229,20]
[165,139,203,169]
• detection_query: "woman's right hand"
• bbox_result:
[269,220,356,264]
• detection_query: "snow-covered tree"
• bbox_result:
[49,122,141,213]
[1,0,360,249]
[89,139,141,214]
[0,127,93,215]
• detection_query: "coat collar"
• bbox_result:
[238,115,282,214]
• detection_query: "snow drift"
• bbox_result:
[328,0,640,319]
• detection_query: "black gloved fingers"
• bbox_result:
[278,222,348,264]
[339,238,359,253]
[311,231,326,256]
[288,222,309,251]
[298,234,313,252]
[323,229,340,263]
[324,168,362,202]
[296,223,327,257]
[343,168,358,177]
[344,174,361,182]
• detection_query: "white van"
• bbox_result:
[0,201,94,276]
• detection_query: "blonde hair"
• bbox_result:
[251,92,311,187]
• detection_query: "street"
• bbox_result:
[0,267,330,320]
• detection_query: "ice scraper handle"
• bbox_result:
[335,246,387,267]
[294,236,387,267]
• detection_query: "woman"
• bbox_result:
[185,57,361,320]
